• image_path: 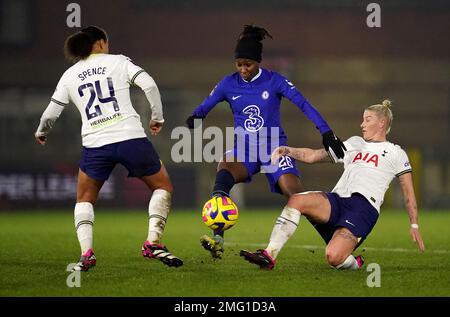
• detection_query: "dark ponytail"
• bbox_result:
[235,25,272,63]
[239,25,272,42]
[64,25,108,63]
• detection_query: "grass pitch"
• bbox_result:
[0,209,449,297]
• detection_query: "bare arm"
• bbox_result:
[398,172,425,252]
[271,146,332,165]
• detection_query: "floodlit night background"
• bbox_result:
[0,0,449,211]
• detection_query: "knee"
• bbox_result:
[164,178,174,193]
[165,185,173,194]
[325,248,346,267]
[76,192,97,205]
[217,160,235,173]
[151,170,173,193]
[157,182,173,194]
[287,195,307,213]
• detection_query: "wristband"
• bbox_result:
[411,224,419,229]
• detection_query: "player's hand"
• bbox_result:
[322,130,346,159]
[35,133,47,145]
[149,120,163,136]
[410,227,425,252]
[271,146,290,165]
[186,115,203,129]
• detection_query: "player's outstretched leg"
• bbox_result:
[240,206,300,270]
[239,249,276,270]
[142,241,183,268]
[72,248,97,272]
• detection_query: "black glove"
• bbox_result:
[185,115,203,129]
[322,130,347,159]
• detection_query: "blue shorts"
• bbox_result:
[79,138,161,182]
[227,142,300,195]
[311,192,379,250]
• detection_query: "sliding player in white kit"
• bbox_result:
[241,100,425,270]
[35,26,183,270]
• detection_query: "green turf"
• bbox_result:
[0,209,449,297]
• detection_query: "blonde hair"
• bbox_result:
[366,99,394,134]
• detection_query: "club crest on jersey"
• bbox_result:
[261,91,269,100]
[352,152,379,167]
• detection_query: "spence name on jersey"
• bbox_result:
[50,54,163,148]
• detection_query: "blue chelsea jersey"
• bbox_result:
[192,68,331,143]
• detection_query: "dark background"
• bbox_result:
[0,0,448,210]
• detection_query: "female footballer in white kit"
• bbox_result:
[241,100,425,270]
[35,26,183,270]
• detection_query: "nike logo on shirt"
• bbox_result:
[345,220,356,227]
[232,95,241,100]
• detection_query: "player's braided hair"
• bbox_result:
[367,99,394,134]
[235,25,272,63]
[64,25,107,63]
[239,25,273,42]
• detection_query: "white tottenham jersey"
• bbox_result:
[51,54,161,147]
[329,136,412,213]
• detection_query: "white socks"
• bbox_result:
[335,255,359,270]
[147,189,172,244]
[74,202,94,255]
[73,190,171,255]
[266,206,301,259]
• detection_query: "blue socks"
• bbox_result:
[211,169,236,238]
[212,169,235,198]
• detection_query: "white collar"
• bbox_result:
[243,68,262,83]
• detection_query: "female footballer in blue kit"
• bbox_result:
[186,25,347,259]
[35,26,183,270]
